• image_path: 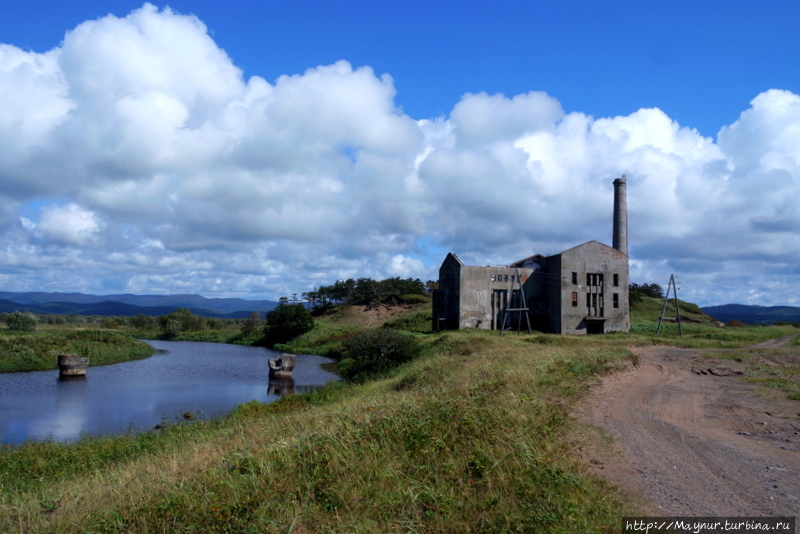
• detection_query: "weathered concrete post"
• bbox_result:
[58,354,89,377]
[612,175,628,256]
[268,353,296,379]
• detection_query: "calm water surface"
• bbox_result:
[0,340,338,445]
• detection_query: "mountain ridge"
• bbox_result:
[702,303,800,325]
[0,292,279,318]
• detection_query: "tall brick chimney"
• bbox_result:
[613,175,628,256]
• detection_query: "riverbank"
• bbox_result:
[0,329,155,373]
[0,304,796,532]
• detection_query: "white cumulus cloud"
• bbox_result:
[35,203,105,245]
[0,4,798,306]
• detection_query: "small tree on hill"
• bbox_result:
[262,298,314,347]
[241,312,263,337]
[337,328,419,381]
[630,282,664,303]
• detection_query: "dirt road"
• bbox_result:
[575,340,800,515]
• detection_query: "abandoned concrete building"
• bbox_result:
[432,176,630,334]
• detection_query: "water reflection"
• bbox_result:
[268,378,295,396]
[0,341,338,445]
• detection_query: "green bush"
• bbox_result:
[6,311,38,332]
[338,328,419,381]
[158,317,183,339]
[99,318,119,329]
[130,314,157,331]
[262,299,315,347]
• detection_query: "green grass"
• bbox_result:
[0,328,642,532]
[0,330,155,373]
[629,296,713,325]
[623,296,796,348]
[383,308,434,333]
[279,304,430,356]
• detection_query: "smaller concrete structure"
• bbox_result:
[58,354,89,377]
[268,353,296,379]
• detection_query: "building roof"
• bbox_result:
[508,253,545,268]
[443,252,464,266]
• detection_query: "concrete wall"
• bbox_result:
[433,253,463,331]
[456,266,535,330]
[557,241,629,334]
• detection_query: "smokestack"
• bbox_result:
[612,175,628,255]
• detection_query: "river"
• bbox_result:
[0,340,338,445]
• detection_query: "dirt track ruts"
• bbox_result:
[575,339,800,516]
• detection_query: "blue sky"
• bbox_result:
[0,1,799,306]
[5,1,799,136]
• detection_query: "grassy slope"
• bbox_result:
[0,329,155,373]
[0,301,796,532]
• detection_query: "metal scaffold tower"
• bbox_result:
[656,273,682,336]
[500,267,532,335]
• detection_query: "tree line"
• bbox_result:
[629,282,664,302]
[303,277,430,309]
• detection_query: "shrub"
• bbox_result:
[158,317,183,339]
[206,318,224,330]
[6,311,38,332]
[338,328,419,381]
[130,314,157,331]
[100,318,119,329]
[240,312,263,337]
[726,319,745,327]
[156,308,206,337]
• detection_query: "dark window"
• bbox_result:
[572,272,578,284]
[572,292,578,307]
[613,293,619,308]
[613,273,619,287]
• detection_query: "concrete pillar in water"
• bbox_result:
[613,175,628,256]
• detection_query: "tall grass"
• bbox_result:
[0,330,155,373]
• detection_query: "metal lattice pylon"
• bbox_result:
[500,267,532,335]
[656,273,682,336]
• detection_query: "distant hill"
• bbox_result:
[0,292,279,318]
[702,304,800,325]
